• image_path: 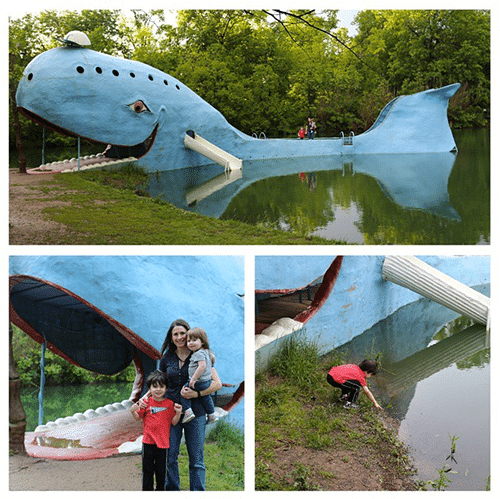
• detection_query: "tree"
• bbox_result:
[9,10,128,153]
[352,10,490,127]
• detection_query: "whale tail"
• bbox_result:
[358,83,461,154]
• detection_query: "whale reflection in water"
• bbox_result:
[145,152,458,222]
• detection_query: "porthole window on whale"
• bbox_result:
[95,67,103,74]
[112,69,119,77]
[76,66,85,74]
[176,84,180,90]
[163,79,168,86]
[148,74,154,81]
[27,73,34,81]
[130,72,136,78]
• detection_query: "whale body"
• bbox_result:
[16,43,460,173]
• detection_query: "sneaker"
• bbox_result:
[207,414,219,424]
[343,402,359,410]
[339,394,349,402]
[182,410,195,424]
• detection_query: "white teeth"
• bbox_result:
[34,399,135,433]
[31,156,137,173]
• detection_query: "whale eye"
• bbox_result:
[129,100,149,113]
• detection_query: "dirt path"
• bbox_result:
[9,452,142,491]
[9,170,73,245]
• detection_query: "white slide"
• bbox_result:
[184,130,243,171]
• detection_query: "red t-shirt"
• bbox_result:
[137,397,175,449]
[328,364,367,386]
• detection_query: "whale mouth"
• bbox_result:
[17,107,157,173]
[10,273,245,459]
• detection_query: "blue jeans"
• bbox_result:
[165,415,206,491]
[181,379,215,415]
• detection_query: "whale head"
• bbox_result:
[16,44,239,170]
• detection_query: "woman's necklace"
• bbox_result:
[177,349,190,368]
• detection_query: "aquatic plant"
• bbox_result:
[421,434,459,490]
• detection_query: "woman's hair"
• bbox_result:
[160,318,191,355]
[187,327,210,350]
[358,359,379,375]
[146,369,167,388]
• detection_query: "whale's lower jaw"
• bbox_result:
[27,153,139,174]
[18,107,157,174]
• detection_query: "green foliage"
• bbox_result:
[353,10,490,127]
[19,170,335,245]
[206,420,244,451]
[267,333,322,388]
[291,463,321,491]
[9,10,128,149]
[11,324,136,387]
[9,9,490,152]
[420,434,460,490]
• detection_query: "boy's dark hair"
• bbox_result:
[146,369,167,388]
[358,359,378,375]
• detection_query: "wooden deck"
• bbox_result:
[255,284,320,332]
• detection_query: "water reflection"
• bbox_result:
[147,153,457,218]
[144,139,489,244]
[336,284,490,490]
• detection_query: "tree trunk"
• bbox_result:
[9,51,27,174]
[9,322,27,454]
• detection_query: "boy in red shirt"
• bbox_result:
[130,370,182,490]
[327,359,383,410]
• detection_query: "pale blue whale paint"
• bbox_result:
[255,256,490,369]
[9,255,244,389]
[16,44,460,172]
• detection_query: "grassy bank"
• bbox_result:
[14,166,343,245]
[255,335,418,491]
[177,420,244,490]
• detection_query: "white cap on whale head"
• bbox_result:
[62,31,91,47]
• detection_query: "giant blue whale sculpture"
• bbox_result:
[16,33,460,173]
[9,255,244,459]
[255,255,490,371]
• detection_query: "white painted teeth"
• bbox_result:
[30,155,137,173]
[33,399,135,433]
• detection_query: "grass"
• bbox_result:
[176,420,244,490]
[21,166,345,245]
[255,334,417,491]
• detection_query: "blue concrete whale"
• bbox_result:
[16,39,460,173]
[255,256,490,370]
[9,255,244,459]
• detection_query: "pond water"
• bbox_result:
[142,128,489,245]
[10,129,488,244]
[337,285,490,491]
[21,382,244,433]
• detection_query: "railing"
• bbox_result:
[340,131,354,145]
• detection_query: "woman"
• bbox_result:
[158,318,222,491]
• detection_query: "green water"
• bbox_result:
[10,129,489,245]
[339,306,490,491]
[221,129,489,244]
[21,382,132,432]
